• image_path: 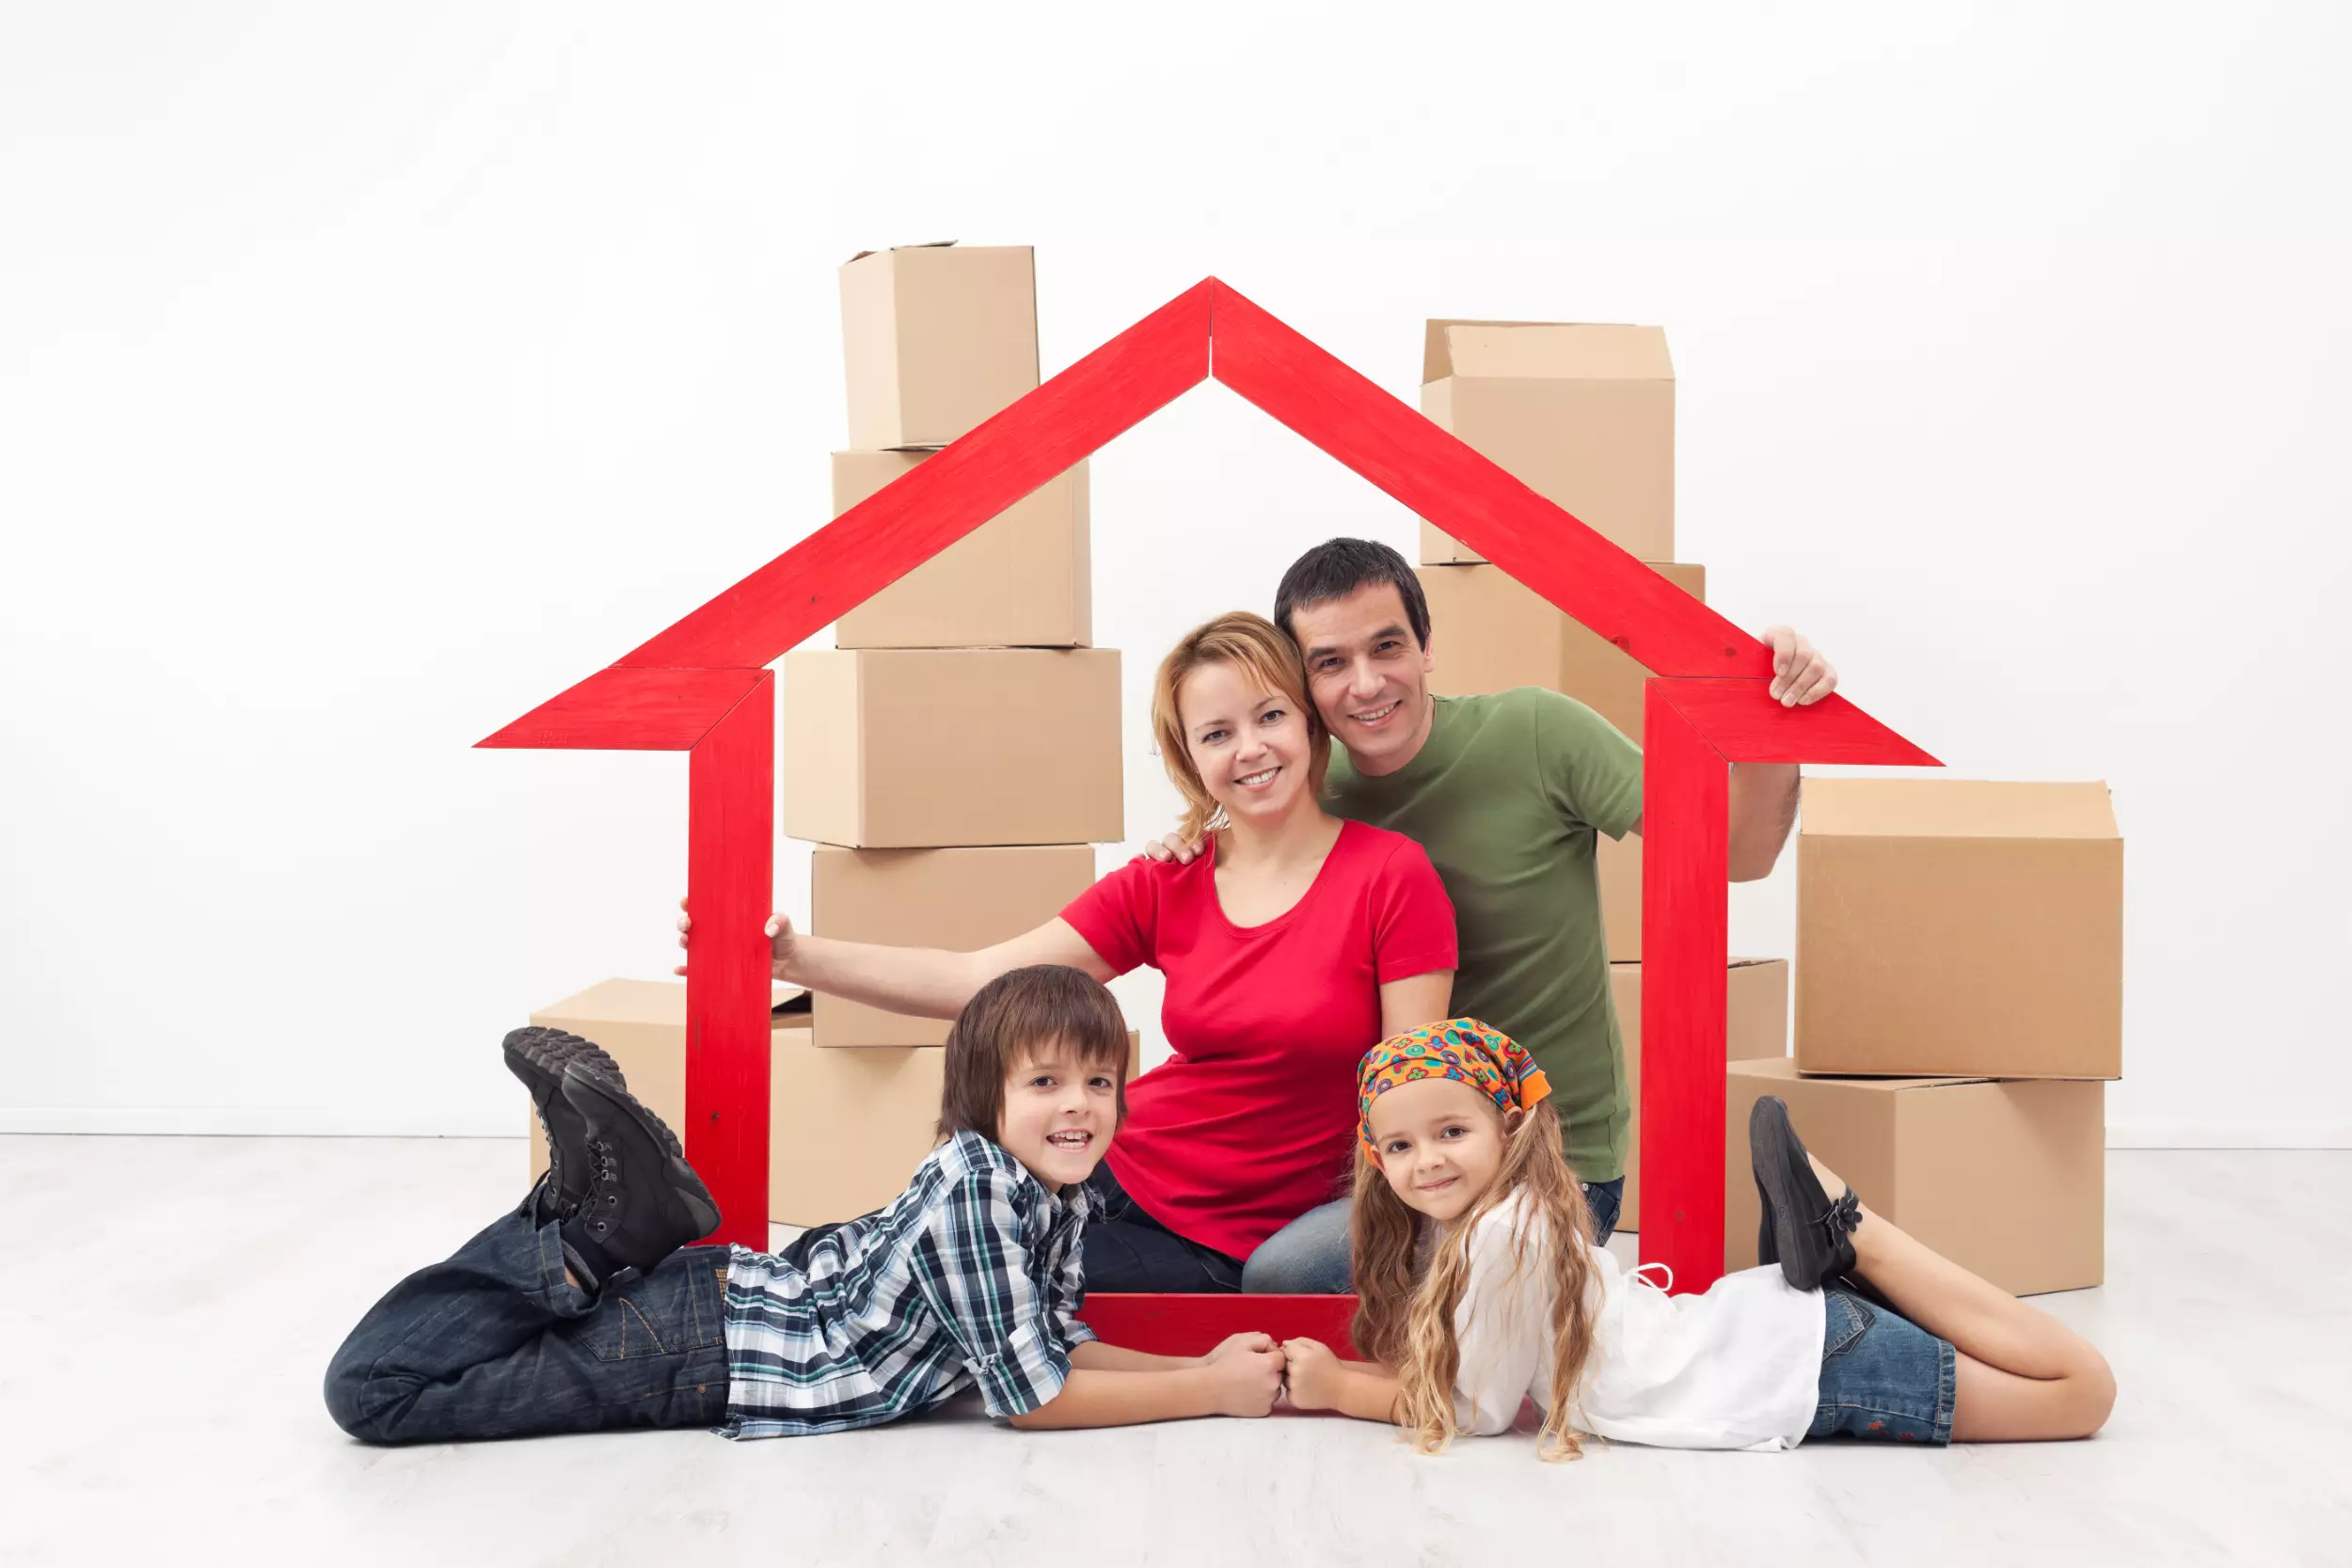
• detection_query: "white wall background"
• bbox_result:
[3,3,2346,1144]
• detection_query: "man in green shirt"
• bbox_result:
[1158,539,1839,1291]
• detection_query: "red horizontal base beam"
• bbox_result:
[1075,1293,1361,1360]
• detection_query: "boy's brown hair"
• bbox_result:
[938,965,1131,1141]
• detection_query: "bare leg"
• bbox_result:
[1808,1153,2116,1442]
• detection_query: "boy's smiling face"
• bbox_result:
[995,1043,1120,1191]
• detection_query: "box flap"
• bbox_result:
[1424,318,1539,380]
[536,977,808,1029]
[1803,778,2118,841]
[1730,1058,1986,1091]
[844,240,959,263]
[1423,320,1672,384]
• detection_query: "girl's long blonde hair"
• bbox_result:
[1148,611,1331,842]
[1349,1104,1600,1461]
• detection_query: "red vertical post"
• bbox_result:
[686,673,775,1248]
[1638,681,1732,1292]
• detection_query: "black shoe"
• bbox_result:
[1749,1096,1862,1291]
[556,1061,720,1291]
[503,1027,628,1224]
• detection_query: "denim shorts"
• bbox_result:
[1806,1286,1956,1445]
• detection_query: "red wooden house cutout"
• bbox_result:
[481,278,1937,1319]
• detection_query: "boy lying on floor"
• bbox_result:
[323,965,1286,1443]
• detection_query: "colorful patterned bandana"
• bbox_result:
[1357,1020,1551,1159]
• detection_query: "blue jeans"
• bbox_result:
[1242,1177,1626,1293]
[324,1208,732,1444]
[1080,1161,1244,1292]
[1806,1285,1956,1444]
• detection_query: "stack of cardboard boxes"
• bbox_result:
[780,243,1126,1222]
[1411,317,1764,1230]
[1413,318,1687,971]
[1727,778,2122,1295]
[1409,319,2120,1294]
[526,245,1135,1227]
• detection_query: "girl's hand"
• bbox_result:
[1200,1331,1275,1368]
[674,896,803,983]
[1279,1337,1344,1412]
[1202,1344,1286,1418]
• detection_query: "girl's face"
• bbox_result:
[1176,660,1313,832]
[1366,1077,1519,1227]
[995,1042,1120,1191]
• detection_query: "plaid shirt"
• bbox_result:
[720,1131,1097,1438]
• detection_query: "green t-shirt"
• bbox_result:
[1321,689,1644,1180]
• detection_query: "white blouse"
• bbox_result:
[1452,1190,1827,1450]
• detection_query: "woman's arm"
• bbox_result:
[783,916,1114,1019]
[679,907,1114,1021]
[1378,969,1454,1038]
[1008,1348,1285,1430]
[1367,838,1457,1037]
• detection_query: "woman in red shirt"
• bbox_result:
[685,611,1456,1291]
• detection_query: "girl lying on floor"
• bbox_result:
[1279,1022,2116,1454]
[323,966,1285,1444]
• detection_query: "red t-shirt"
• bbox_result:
[1060,818,1457,1259]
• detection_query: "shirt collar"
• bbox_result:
[945,1130,1094,1233]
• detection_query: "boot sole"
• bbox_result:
[504,1028,625,1141]
[504,1028,632,1214]
[558,1063,720,1240]
[502,1026,628,1103]
[1748,1096,1851,1291]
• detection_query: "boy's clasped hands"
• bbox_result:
[1195,1332,1360,1417]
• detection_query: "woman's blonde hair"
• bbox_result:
[1349,1103,1600,1462]
[1149,611,1331,842]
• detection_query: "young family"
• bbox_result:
[325,538,2115,1451]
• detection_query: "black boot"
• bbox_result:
[556,1061,721,1291]
[1749,1096,1863,1291]
[503,1026,628,1226]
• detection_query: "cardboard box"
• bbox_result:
[783,648,1123,847]
[1724,1058,2105,1296]
[1796,779,2122,1079]
[526,979,1139,1227]
[524,978,810,1199]
[1420,561,1704,741]
[1596,829,1641,963]
[839,244,1040,450]
[812,845,1100,1047]
[830,451,1091,650]
[1613,958,1788,1231]
[1418,320,1675,564]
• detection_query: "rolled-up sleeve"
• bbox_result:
[913,1168,1081,1418]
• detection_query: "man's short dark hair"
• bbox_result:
[938,965,1130,1141]
[1272,537,1432,651]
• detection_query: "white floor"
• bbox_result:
[3,1138,2346,1568]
